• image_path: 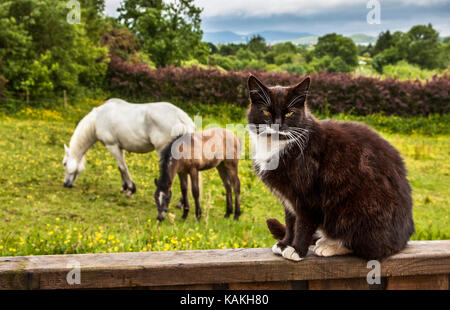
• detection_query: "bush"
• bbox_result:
[281,63,306,75]
[0,60,7,100]
[382,61,437,81]
[212,55,236,71]
[107,56,450,116]
[0,74,6,100]
[274,53,294,66]
[371,46,403,73]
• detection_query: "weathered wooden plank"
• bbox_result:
[229,281,291,290]
[308,278,370,290]
[147,284,215,290]
[386,275,449,290]
[0,241,449,290]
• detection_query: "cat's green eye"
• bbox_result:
[285,111,294,118]
[263,110,272,117]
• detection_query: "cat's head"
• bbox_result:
[246,75,311,139]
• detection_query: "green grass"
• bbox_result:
[0,100,448,256]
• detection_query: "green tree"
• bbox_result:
[307,55,352,73]
[401,24,443,69]
[118,0,163,30]
[0,60,8,100]
[121,0,203,67]
[217,43,246,56]
[0,0,108,101]
[314,33,359,68]
[247,35,267,55]
[441,41,450,68]
[273,42,297,54]
[373,30,392,55]
[371,46,403,73]
[100,26,137,59]
[274,53,294,66]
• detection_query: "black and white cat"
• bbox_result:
[247,75,414,261]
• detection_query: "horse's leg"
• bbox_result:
[189,169,202,220]
[175,176,184,210]
[106,144,136,198]
[231,163,241,221]
[178,172,190,219]
[217,163,233,218]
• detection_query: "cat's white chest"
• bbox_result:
[249,132,290,172]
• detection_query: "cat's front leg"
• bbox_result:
[272,208,296,256]
[282,214,317,262]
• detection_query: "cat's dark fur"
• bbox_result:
[247,75,414,260]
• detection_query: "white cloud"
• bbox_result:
[104,0,123,17]
[400,0,449,6]
[194,0,367,17]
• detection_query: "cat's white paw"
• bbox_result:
[313,237,352,257]
[282,246,302,261]
[272,243,283,255]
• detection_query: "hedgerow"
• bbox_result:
[107,56,449,116]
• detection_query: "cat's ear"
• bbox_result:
[248,75,270,105]
[288,77,311,107]
[292,77,311,96]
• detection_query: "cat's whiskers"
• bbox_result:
[255,83,272,106]
[283,127,310,156]
[287,92,308,108]
[250,90,270,106]
[285,131,304,157]
[253,125,310,159]
[289,128,310,142]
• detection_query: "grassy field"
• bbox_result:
[0,99,449,256]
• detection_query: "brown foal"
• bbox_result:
[154,128,241,221]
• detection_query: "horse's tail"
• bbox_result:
[176,111,196,134]
[266,218,286,240]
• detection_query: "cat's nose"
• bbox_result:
[274,117,283,127]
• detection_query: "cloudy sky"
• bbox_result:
[104,0,450,36]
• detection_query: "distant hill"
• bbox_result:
[203,31,246,44]
[203,31,314,44]
[252,31,315,43]
[290,34,377,46]
[292,36,319,45]
[350,34,377,45]
[203,31,377,46]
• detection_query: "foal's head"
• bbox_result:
[62,144,85,188]
[154,178,172,221]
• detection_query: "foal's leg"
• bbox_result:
[217,163,233,218]
[106,144,136,198]
[175,175,186,210]
[178,172,190,219]
[231,165,241,221]
[189,169,202,220]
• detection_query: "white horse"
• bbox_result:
[63,98,196,197]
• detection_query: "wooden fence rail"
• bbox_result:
[0,240,449,290]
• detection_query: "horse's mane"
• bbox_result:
[69,108,98,160]
[158,134,185,188]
